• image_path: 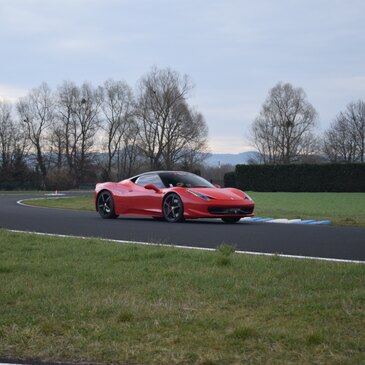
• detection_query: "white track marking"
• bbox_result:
[8,229,365,265]
[17,197,74,209]
[17,198,46,207]
[267,218,289,223]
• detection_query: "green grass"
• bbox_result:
[249,192,365,227]
[0,229,364,365]
[24,192,365,227]
[24,195,94,211]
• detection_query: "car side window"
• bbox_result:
[135,174,164,188]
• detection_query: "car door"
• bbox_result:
[126,174,164,215]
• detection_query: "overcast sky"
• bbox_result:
[1,0,364,153]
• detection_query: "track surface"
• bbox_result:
[1,193,365,262]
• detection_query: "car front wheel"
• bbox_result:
[163,193,184,223]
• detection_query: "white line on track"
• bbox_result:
[17,198,46,207]
[17,197,71,209]
[9,229,365,265]
[17,197,86,213]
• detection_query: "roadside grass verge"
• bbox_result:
[23,195,94,211]
[1,229,364,365]
[23,192,365,227]
[249,192,365,227]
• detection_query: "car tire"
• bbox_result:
[163,193,184,223]
[97,191,118,219]
[222,216,241,224]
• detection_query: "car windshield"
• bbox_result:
[159,172,214,188]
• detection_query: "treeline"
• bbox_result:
[250,82,365,164]
[0,67,209,190]
[242,82,365,191]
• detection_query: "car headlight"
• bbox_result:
[244,193,254,202]
[187,190,211,201]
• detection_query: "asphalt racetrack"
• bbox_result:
[0,193,364,262]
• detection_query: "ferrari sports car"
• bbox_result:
[95,171,254,223]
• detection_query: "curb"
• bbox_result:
[241,217,332,225]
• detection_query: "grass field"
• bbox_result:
[0,229,364,365]
[23,195,95,211]
[24,191,365,227]
[251,192,365,227]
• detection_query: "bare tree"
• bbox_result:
[323,118,356,162]
[0,101,27,169]
[48,122,65,169]
[99,79,134,179]
[346,100,365,162]
[164,107,209,171]
[17,83,54,188]
[164,108,209,170]
[73,83,102,182]
[251,82,318,164]
[56,81,102,185]
[135,67,208,170]
[117,119,143,179]
[56,81,76,173]
[323,100,365,162]
[0,100,15,169]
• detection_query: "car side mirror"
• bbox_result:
[144,184,161,193]
[214,184,221,188]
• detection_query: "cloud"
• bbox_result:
[51,38,102,54]
[0,1,66,35]
[0,84,28,103]
[330,76,365,93]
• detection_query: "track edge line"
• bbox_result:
[7,229,365,265]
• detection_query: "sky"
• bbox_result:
[0,0,364,153]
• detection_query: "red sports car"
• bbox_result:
[95,171,254,223]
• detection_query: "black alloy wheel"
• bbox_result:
[97,191,118,219]
[163,193,184,223]
[222,216,241,224]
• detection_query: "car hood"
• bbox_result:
[187,187,246,201]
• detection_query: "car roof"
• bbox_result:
[130,170,192,180]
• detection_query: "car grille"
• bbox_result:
[208,206,254,215]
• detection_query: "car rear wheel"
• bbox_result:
[222,216,241,223]
[163,193,184,223]
[97,191,118,219]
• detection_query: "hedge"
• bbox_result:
[224,164,365,192]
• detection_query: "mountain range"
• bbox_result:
[205,151,259,166]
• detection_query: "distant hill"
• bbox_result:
[205,151,259,166]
